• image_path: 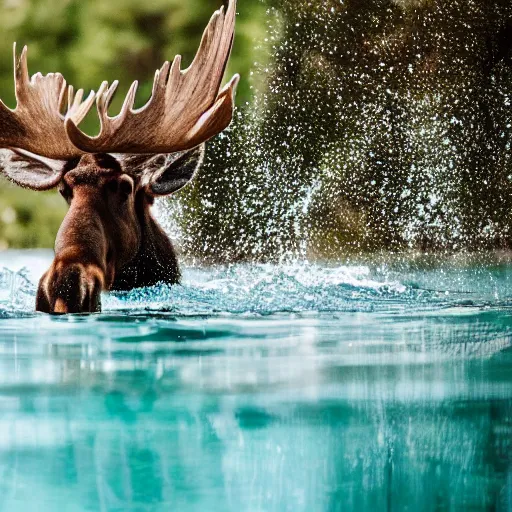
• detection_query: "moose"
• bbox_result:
[0,0,238,314]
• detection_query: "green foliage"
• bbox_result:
[0,183,66,249]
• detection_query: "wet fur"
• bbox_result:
[111,191,181,291]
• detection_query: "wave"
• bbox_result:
[2,259,509,318]
[106,264,431,315]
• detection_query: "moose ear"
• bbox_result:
[0,149,69,190]
[149,145,204,196]
[117,145,204,197]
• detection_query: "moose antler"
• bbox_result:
[65,0,239,155]
[0,44,95,160]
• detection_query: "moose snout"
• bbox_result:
[37,261,105,314]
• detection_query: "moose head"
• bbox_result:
[0,0,238,314]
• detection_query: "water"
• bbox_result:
[171,0,512,263]
[0,250,511,511]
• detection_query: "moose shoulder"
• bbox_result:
[0,0,239,314]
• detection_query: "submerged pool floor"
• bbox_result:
[0,251,511,511]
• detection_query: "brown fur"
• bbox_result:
[35,151,199,314]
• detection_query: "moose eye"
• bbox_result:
[59,183,73,201]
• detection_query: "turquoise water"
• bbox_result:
[0,251,511,511]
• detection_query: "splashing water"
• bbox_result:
[155,0,512,264]
[2,250,512,319]
[0,262,409,317]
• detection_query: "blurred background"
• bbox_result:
[0,0,512,262]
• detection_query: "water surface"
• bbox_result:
[0,250,511,511]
